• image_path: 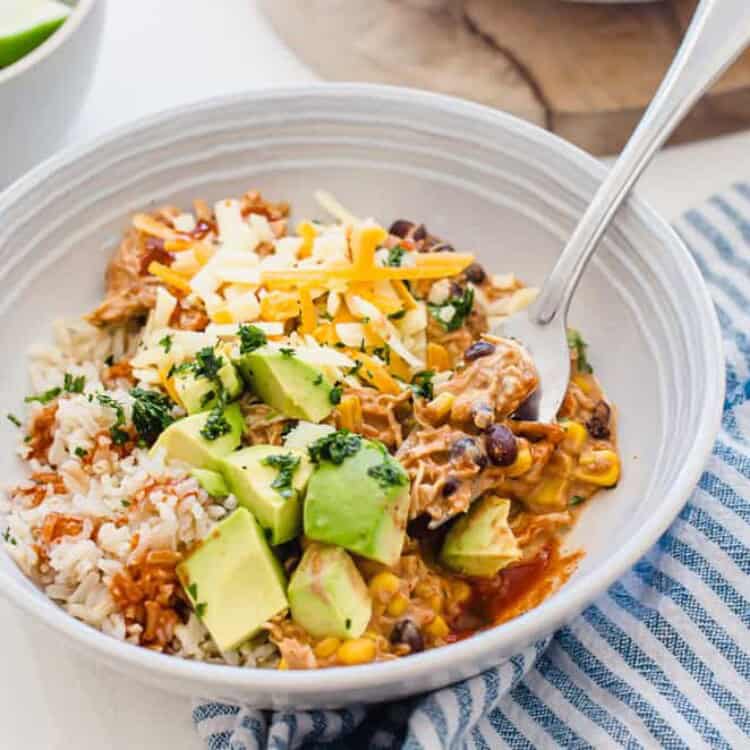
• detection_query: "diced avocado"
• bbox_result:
[192,468,229,498]
[174,347,243,414]
[237,345,334,423]
[288,543,372,640]
[220,445,312,545]
[151,403,244,471]
[441,496,522,577]
[177,508,288,652]
[282,421,335,451]
[304,438,410,565]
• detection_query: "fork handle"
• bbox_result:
[530,0,750,326]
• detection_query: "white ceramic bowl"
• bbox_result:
[0,85,723,708]
[0,0,105,187]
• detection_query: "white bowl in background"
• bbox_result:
[0,0,105,187]
[0,85,723,708]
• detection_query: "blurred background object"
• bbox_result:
[0,0,104,186]
[261,0,750,155]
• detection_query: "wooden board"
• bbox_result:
[261,0,750,155]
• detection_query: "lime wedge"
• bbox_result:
[0,1,71,69]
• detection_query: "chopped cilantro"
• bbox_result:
[187,582,198,601]
[200,389,216,408]
[2,528,16,546]
[158,334,173,353]
[6,413,21,427]
[279,347,295,358]
[96,393,129,444]
[334,342,346,349]
[388,309,407,320]
[367,457,408,489]
[386,245,407,267]
[569,495,586,507]
[308,430,362,465]
[129,387,175,445]
[427,286,474,332]
[411,370,435,401]
[74,446,87,459]
[121,499,131,508]
[345,618,352,630]
[281,420,298,438]
[63,373,86,394]
[262,452,301,499]
[193,346,224,381]
[567,329,593,374]
[329,385,343,405]
[104,355,114,367]
[319,311,333,321]
[195,602,207,619]
[347,361,363,377]
[25,387,61,405]
[313,373,323,386]
[200,407,231,441]
[372,344,391,365]
[238,324,267,354]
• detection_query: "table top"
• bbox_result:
[1,1,747,747]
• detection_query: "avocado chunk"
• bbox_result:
[304,435,410,565]
[441,496,522,577]
[174,346,243,414]
[283,421,335,451]
[192,468,229,498]
[236,345,334,423]
[220,445,312,545]
[177,508,288,652]
[288,543,372,639]
[151,403,244,471]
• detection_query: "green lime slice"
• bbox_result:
[0,1,71,69]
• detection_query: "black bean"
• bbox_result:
[464,340,496,362]
[390,619,424,653]
[464,263,486,284]
[587,400,611,439]
[389,219,414,238]
[485,424,518,467]
[450,437,487,469]
[430,242,455,253]
[412,224,427,241]
[407,514,432,539]
[442,477,459,497]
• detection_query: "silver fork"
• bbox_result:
[500,0,750,423]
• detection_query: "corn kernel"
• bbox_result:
[260,290,300,321]
[387,593,410,617]
[527,476,569,511]
[571,373,594,395]
[297,220,318,259]
[451,580,472,605]
[369,571,401,600]
[314,637,341,659]
[425,615,450,639]
[429,593,444,614]
[506,440,532,477]
[363,630,380,641]
[337,638,377,665]
[560,420,587,453]
[426,392,454,423]
[277,658,288,670]
[575,450,620,487]
[414,581,435,600]
[427,342,452,372]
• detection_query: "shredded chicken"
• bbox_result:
[342,387,411,450]
[436,336,538,427]
[243,402,290,447]
[86,229,165,327]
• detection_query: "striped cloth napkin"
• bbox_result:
[193,186,750,750]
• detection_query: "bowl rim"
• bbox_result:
[0,83,725,696]
[0,0,99,85]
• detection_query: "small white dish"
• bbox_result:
[0,0,105,187]
[0,84,723,708]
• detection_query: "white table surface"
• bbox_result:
[1,1,748,747]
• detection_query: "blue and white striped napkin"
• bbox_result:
[194,186,750,749]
